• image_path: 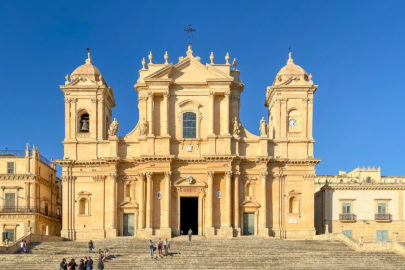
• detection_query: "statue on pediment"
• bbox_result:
[139,117,148,135]
[108,118,119,137]
[260,117,267,137]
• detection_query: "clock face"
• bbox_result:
[289,119,298,128]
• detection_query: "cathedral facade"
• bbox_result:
[58,46,319,240]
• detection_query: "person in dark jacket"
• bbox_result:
[97,254,104,270]
[88,240,94,254]
[68,258,78,270]
[86,256,93,270]
[60,258,67,270]
[78,258,85,270]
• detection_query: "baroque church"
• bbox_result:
[58,45,319,240]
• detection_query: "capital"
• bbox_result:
[260,170,268,177]
[164,171,172,178]
[163,92,170,98]
[207,171,214,178]
[148,92,154,97]
[225,171,232,177]
[146,172,153,179]
[224,90,230,97]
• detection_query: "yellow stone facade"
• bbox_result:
[58,46,319,240]
[315,167,405,242]
[0,145,61,244]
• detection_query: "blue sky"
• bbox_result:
[0,0,404,176]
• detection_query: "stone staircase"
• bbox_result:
[2,237,405,269]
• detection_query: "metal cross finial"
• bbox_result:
[184,24,196,45]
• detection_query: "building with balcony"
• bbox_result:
[315,167,405,242]
[0,145,61,243]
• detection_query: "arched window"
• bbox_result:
[289,197,299,214]
[79,198,89,215]
[80,113,90,132]
[183,112,196,138]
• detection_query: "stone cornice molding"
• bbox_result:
[321,184,405,191]
[0,174,36,181]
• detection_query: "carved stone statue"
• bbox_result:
[232,117,241,136]
[139,117,148,135]
[108,118,119,137]
[81,119,89,132]
[260,117,267,137]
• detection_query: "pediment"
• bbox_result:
[68,75,98,86]
[174,176,207,188]
[119,200,139,209]
[78,191,92,196]
[144,57,233,84]
[240,200,261,208]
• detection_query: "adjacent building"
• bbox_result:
[315,167,405,242]
[58,46,319,240]
[0,145,62,243]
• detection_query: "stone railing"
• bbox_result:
[314,232,405,257]
[0,233,64,253]
[0,207,61,219]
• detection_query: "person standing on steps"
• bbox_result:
[68,258,78,270]
[20,241,24,253]
[149,239,156,259]
[86,256,93,270]
[158,239,163,257]
[88,240,94,254]
[163,238,170,256]
[60,258,67,270]
[97,254,104,270]
[78,258,85,270]
[188,228,193,242]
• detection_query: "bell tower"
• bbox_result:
[265,52,317,159]
[60,51,116,160]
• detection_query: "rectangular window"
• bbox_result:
[342,203,351,214]
[7,162,14,174]
[5,193,15,209]
[2,229,14,242]
[378,203,386,214]
[183,113,196,138]
[376,230,388,242]
[44,203,48,215]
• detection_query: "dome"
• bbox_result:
[273,52,311,86]
[70,52,104,83]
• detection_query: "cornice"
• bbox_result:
[0,174,36,181]
[322,184,405,191]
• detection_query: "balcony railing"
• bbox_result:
[375,213,392,221]
[339,213,356,222]
[0,207,61,219]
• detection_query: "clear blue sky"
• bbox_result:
[0,0,404,176]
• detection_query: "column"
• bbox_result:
[163,92,169,135]
[225,171,232,227]
[147,92,154,135]
[209,91,214,135]
[145,172,153,228]
[260,170,268,235]
[0,187,4,208]
[163,171,171,228]
[138,174,145,229]
[234,172,240,230]
[30,182,35,209]
[25,182,29,208]
[207,171,214,227]
[110,173,117,230]
[224,91,230,135]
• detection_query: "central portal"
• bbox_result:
[180,197,198,235]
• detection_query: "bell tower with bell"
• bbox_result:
[60,49,116,160]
